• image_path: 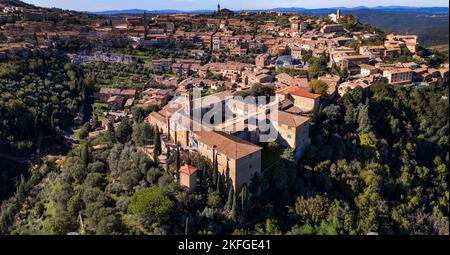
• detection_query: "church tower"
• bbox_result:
[217,3,221,14]
[336,9,341,19]
[143,11,148,38]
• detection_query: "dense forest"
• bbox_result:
[1,77,447,235]
[0,56,89,201]
[0,56,88,154]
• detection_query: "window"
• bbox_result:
[288,126,292,130]
[287,134,292,139]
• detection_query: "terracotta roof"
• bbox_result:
[401,62,418,68]
[107,95,125,105]
[359,64,378,70]
[149,111,166,124]
[275,73,293,81]
[195,131,262,160]
[276,73,309,88]
[192,90,233,108]
[120,89,137,96]
[99,88,121,94]
[179,164,198,175]
[275,111,310,127]
[276,86,320,99]
[343,55,370,60]
[99,88,136,97]
[385,68,413,74]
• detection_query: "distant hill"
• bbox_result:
[3,2,448,47]
[345,10,449,47]
[92,6,449,47]
[260,6,449,14]
[91,6,449,15]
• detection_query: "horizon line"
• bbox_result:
[87,5,450,13]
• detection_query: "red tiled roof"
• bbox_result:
[180,164,198,175]
[276,111,310,127]
[195,131,262,160]
[276,86,320,99]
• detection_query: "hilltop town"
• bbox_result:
[0,1,448,235]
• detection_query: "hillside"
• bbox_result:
[0,0,34,8]
[346,10,449,47]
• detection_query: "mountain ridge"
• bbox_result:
[90,6,449,15]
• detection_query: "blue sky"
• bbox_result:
[23,0,449,12]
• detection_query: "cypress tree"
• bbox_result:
[225,160,230,187]
[107,120,115,141]
[165,146,171,172]
[357,103,372,134]
[213,152,218,186]
[216,173,221,194]
[231,192,237,220]
[166,146,171,159]
[227,186,234,211]
[185,217,189,235]
[200,167,206,190]
[240,185,248,218]
[153,128,161,161]
[174,125,178,145]
[175,146,181,179]
[16,175,27,203]
[80,142,90,168]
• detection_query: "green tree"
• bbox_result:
[79,123,90,139]
[128,187,173,223]
[307,55,328,78]
[357,103,372,134]
[206,188,221,209]
[255,218,282,235]
[79,142,90,167]
[309,80,329,97]
[281,148,296,164]
[294,195,330,225]
[248,83,275,97]
[115,120,132,144]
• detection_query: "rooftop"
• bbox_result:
[275,111,310,127]
[385,68,413,74]
[194,130,262,160]
[276,86,320,99]
[179,164,198,175]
